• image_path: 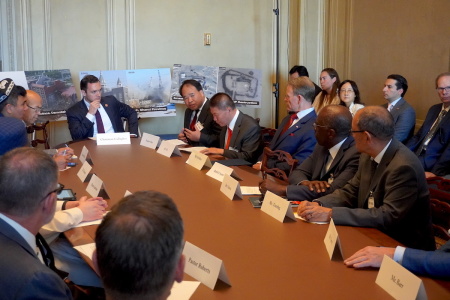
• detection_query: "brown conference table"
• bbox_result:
[60,139,450,299]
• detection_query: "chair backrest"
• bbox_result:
[430,198,450,249]
[261,128,277,148]
[260,147,298,182]
[29,120,50,149]
[427,176,450,205]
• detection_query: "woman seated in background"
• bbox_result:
[338,80,364,117]
[313,68,341,112]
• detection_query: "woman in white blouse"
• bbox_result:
[338,80,364,117]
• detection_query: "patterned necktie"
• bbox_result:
[415,110,447,155]
[225,127,232,149]
[281,114,298,135]
[189,110,199,131]
[95,110,105,133]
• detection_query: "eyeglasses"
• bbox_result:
[27,104,42,113]
[44,183,65,198]
[436,86,450,93]
[313,123,328,130]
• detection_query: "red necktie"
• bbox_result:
[95,110,105,133]
[281,114,298,135]
[189,110,199,131]
[225,127,232,149]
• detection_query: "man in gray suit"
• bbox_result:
[200,93,263,164]
[0,147,72,299]
[298,106,435,251]
[381,74,416,143]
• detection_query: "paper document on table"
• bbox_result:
[294,212,329,225]
[166,139,187,146]
[241,186,261,195]
[168,281,200,300]
[74,243,96,260]
[74,212,109,227]
[180,147,207,153]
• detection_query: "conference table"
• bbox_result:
[60,139,450,299]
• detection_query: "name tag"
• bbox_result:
[206,162,242,182]
[156,140,182,157]
[261,191,296,223]
[323,219,343,260]
[86,174,110,199]
[140,132,161,149]
[376,255,427,300]
[186,151,212,170]
[77,161,93,182]
[183,241,231,290]
[368,191,374,209]
[220,174,243,200]
[97,132,131,145]
[79,146,91,164]
[195,122,204,131]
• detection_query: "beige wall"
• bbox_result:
[326,0,450,124]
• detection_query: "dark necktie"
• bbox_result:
[281,114,298,135]
[415,110,447,155]
[225,127,233,149]
[189,110,199,131]
[95,110,105,133]
[370,159,378,179]
[36,233,69,279]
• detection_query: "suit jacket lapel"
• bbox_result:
[273,111,314,148]
[197,99,210,124]
[230,113,243,148]
[315,146,329,180]
[0,218,37,259]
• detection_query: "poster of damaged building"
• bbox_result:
[80,68,175,118]
[217,67,262,108]
[0,69,77,122]
[170,64,218,103]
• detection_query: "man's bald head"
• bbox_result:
[24,90,42,125]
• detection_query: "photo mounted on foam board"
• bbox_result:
[218,67,262,108]
[80,68,175,119]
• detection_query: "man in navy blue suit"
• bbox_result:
[344,241,450,278]
[253,76,317,175]
[66,75,138,141]
[381,74,416,143]
[406,72,450,178]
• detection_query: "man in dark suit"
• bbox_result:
[177,79,222,147]
[200,93,263,164]
[381,74,416,143]
[344,240,450,279]
[0,147,72,299]
[289,65,322,98]
[406,72,450,178]
[66,75,138,141]
[253,76,317,174]
[261,105,359,201]
[298,106,435,251]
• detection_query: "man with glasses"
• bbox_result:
[23,89,43,126]
[177,79,222,146]
[260,105,359,201]
[298,106,435,251]
[406,72,450,178]
[0,147,72,299]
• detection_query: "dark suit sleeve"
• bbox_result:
[199,121,222,147]
[16,270,72,300]
[393,104,416,143]
[66,105,94,141]
[431,139,450,176]
[117,101,139,136]
[223,118,262,163]
[402,247,450,278]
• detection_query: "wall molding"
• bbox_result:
[1,0,18,71]
[44,0,52,69]
[125,0,136,69]
[106,0,116,70]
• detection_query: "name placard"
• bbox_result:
[206,162,242,182]
[97,132,131,145]
[124,190,133,197]
[79,146,92,164]
[260,191,296,222]
[182,241,231,290]
[140,132,161,149]
[220,174,243,200]
[376,255,427,300]
[323,219,343,260]
[86,174,110,199]
[77,161,93,182]
[156,140,182,158]
[186,151,212,170]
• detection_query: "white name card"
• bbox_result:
[220,174,243,200]
[182,241,231,290]
[260,191,296,222]
[186,151,212,170]
[77,161,93,182]
[124,190,133,197]
[206,162,242,182]
[86,174,110,199]
[140,132,161,149]
[79,146,90,164]
[376,255,427,300]
[97,132,131,145]
[157,140,182,158]
[323,219,343,260]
